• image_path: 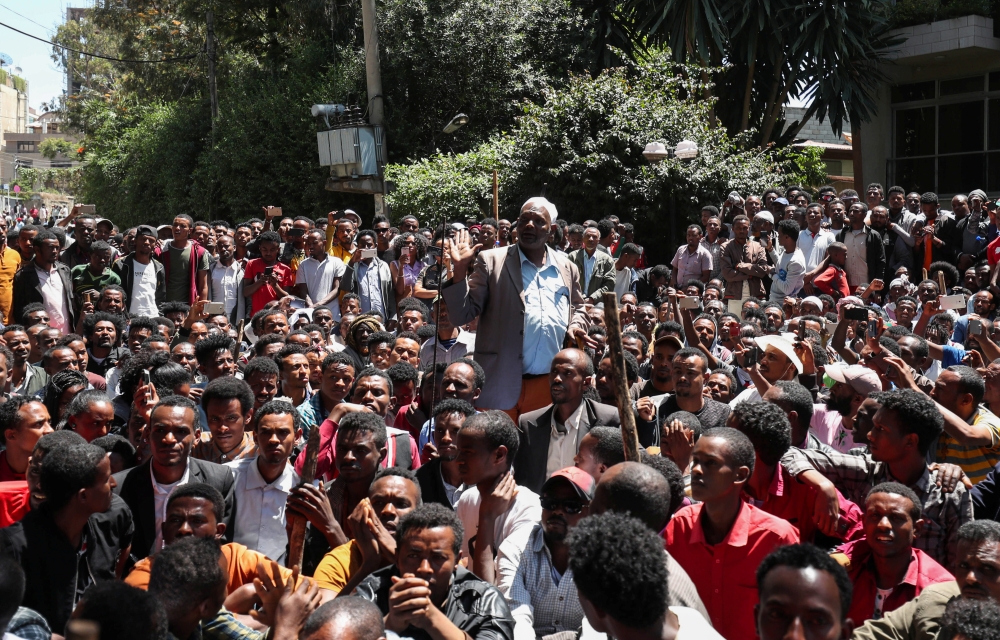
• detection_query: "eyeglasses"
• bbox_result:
[375,227,390,234]
[540,497,588,514]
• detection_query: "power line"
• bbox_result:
[0,2,54,35]
[0,19,200,64]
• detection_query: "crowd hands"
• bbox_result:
[3,185,1000,640]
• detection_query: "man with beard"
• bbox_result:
[514,349,620,493]
[61,213,98,269]
[83,311,126,379]
[497,467,595,639]
[313,468,422,597]
[635,348,731,449]
[12,230,76,335]
[951,290,996,345]
[852,520,1000,639]
[416,400,475,508]
[810,364,882,453]
[638,335,683,398]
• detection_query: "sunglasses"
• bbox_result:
[540,497,588,514]
[819,194,834,202]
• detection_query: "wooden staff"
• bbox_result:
[936,271,946,294]
[286,426,322,568]
[602,291,642,462]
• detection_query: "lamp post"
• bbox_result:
[642,140,699,254]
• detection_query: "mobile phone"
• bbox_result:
[797,319,806,341]
[266,207,282,218]
[744,346,759,368]
[729,323,740,338]
[142,369,152,399]
[361,248,377,260]
[970,319,984,336]
[78,204,96,214]
[678,297,699,310]
[204,301,225,316]
[845,307,869,321]
[264,266,274,277]
[286,228,305,238]
[867,319,878,337]
[940,294,967,311]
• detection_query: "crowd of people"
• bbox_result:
[3,184,1000,640]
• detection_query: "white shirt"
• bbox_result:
[131,259,159,317]
[546,402,585,479]
[36,265,71,332]
[151,462,191,552]
[614,267,634,300]
[769,247,807,302]
[456,483,542,561]
[796,228,835,270]
[295,255,347,318]
[225,457,299,563]
[580,607,723,640]
[211,260,244,317]
[844,228,868,287]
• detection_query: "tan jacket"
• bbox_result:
[850,580,960,640]
[441,245,590,410]
[720,238,769,300]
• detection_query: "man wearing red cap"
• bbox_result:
[497,467,594,640]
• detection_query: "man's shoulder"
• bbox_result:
[587,398,621,422]
[113,460,150,490]
[190,458,236,485]
[518,404,554,428]
[746,503,800,541]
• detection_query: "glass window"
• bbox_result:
[990,99,1000,151]
[940,76,984,96]
[894,158,936,192]
[988,153,1000,191]
[938,154,985,193]
[825,160,842,175]
[939,101,984,154]
[892,81,935,103]
[896,107,935,157]
[990,71,1000,92]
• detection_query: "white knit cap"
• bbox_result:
[522,197,559,222]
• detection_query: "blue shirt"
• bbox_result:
[520,247,570,375]
[941,344,967,369]
[582,250,597,292]
[357,260,386,317]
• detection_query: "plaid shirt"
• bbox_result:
[782,448,973,571]
[497,524,585,640]
[168,609,264,640]
[191,431,257,465]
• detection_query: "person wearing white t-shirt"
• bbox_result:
[454,411,542,585]
[797,204,835,270]
[113,224,163,318]
[768,219,807,302]
[294,229,346,318]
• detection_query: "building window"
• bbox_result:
[890,73,1000,194]
[16,141,35,152]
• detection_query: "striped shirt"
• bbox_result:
[935,406,1000,485]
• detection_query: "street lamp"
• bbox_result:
[443,113,469,134]
[643,140,699,163]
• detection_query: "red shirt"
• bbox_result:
[748,463,865,544]
[813,265,851,299]
[0,481,30,527]
[665,501,800,640]
[988,235,1000,266]
[294,418,422,481]
[836,538,953,624]
[0,450,25,482]
[244,259,294,314]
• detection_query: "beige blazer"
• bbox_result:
[441,245,590,410]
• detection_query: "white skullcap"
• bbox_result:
[522,197,559,222]
[754,211,774,225]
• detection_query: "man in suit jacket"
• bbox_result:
[442,198,592,419]
[835,202,886,291]
[11,229,76,334]
[113,395,235,561]
[568,226,616,302]
[341,229,396,321]
[415,399,476,509]
[514,348,620,493]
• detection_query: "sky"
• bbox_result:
[0,0,74,112]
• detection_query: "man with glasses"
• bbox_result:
[0,217,20,325]
[497,467,594,640]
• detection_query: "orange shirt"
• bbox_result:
[665,502,800,640]
[0,246,21,324]
[125,541,293,592]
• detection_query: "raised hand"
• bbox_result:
[447,229,482,280]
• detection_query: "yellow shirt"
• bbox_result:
[936,406,1000,485]
[125,542,293,593]
[325,224,355,262]
[0,246,22,324]
[313,539,363,593]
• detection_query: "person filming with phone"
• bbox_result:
[341,229,396,321]
[244,230,294,314]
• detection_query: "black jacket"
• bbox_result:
[0,495,134,633]
[112,252,165,313]
[112,458,235,561]
[971,461,1000,521]
[11,258,76,330]
[415,458,457,510]
[357,565,515,640]
[513,399,621,493]
[835,226,887,287]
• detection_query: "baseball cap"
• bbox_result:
[825,364,881,396]
[753,335,804,374]
[774,197,789,206]
[654,334,684,350]
[541,467,596,501]
[136,225,158,238]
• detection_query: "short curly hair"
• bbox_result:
[76,581,168,640]
[732,402,791,466]
[395,503,463,558]
[940,597,1000,640]
[586,426,626,469]
[869,389,943,455]
[460,410,519,467]
[756,544,853,621]
[83,311,126,343]
[40,443,107,510]
[701,427,756,474]
[253,399,302,435]
[339,411,388,449]
[640,452,685,516]
[593,461,672,532]
[148,537,225,616]
[568,512,668,627]
[867,482,922,522]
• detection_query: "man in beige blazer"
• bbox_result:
[442,197,594,419]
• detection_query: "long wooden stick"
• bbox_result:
[602,291,641,462]
[286,426,322,568]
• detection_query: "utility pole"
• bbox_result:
[361,0,386,218]
[206,11,219,133]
